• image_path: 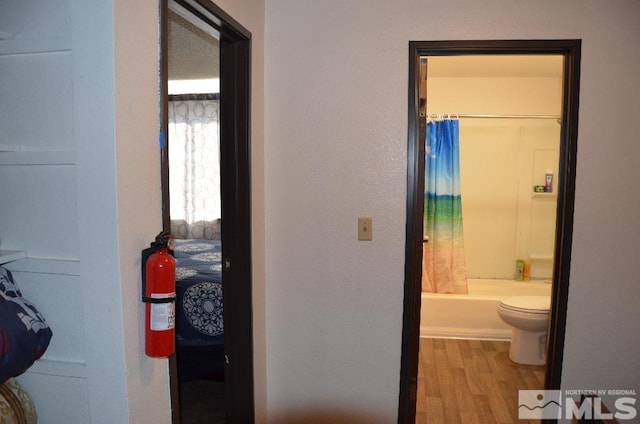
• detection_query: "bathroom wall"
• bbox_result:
[427,73,562,279]
[459,124,560,279]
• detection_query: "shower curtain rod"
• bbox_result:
[426,113,562,121]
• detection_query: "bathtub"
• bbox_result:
[420,278,552,340]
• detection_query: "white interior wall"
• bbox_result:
[113,0,173,422]
[1,0,168,422]
[3,0,640,422]
[265,0,640,421]
[427,77,562,117]
[0,1,91,422]
[0,0,265,421]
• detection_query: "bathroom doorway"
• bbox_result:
[398,40,581,423]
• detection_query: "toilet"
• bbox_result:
[497,296,551,366]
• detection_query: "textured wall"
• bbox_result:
[265,0,640,421]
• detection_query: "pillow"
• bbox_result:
[0,267,53,384]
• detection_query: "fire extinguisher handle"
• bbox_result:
[151,231,174,249]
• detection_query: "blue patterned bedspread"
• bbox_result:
[172,239,223,345]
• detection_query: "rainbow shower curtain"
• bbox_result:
[423,119,468,294]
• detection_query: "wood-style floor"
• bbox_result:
[416,338,545,424]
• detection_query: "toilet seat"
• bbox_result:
[499,296,550,314]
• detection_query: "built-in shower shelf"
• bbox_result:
[532,192,556,199]
[0,250,26,265]
[528,254,553,261]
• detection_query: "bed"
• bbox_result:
[172,238,225,382]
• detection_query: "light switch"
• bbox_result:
[358,217,373,241]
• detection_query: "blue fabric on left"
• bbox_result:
[0,267,53,384]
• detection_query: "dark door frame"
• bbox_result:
[160,1,254,422]
[398,39,581,424]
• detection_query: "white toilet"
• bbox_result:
[497,296,551,366]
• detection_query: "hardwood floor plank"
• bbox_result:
[435,365,458,410]
[451,368,476,413]
[416,378,427,413]
[417,338,546,424]
[518,365,546,390]
[457,339,475,360]
[468,347,491,371]
[444,339,464,368]
[471,394,495,423]
[481,340,498,352]
[420,337,434,366]
[486,350,509,382]
[497,380,520,422]
[425,397,445,424]
[424,359,440,397]
[463,366,485,396]
[433,343,449,368]
[479,372,514,423]
[467,339,483,350]
[460,411,481,424]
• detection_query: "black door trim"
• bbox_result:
[160,1,254,422]
[398,39,581,424]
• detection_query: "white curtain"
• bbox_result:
[168,97,221,240]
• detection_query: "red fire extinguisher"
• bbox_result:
[142,232,176,358]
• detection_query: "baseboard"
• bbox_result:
[421,326,511,341]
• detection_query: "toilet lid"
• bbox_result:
[500,296,550,313]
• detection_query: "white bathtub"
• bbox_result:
[420,278,552,340]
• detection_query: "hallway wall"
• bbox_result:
[264,1,640,421]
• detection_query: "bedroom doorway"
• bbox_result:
[398,40,581,423]
[160,1,253,423]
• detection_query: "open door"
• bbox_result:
[160,1,254,422]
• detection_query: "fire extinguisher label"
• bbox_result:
[150,292,175,331]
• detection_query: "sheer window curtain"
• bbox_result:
[168,96,221,239]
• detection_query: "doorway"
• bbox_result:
[160,1,254,423]
[398,40,581,423]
